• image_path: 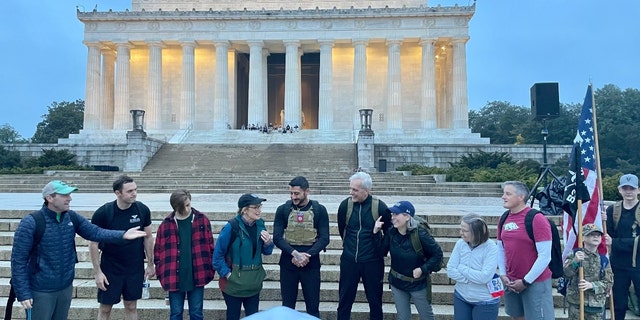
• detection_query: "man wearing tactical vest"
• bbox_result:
[606,173,640,320]
[336,172,391,320]
[273,176,330,318]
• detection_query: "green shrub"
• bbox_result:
[23,148,77,168]
[0,146,21,169]
[450,150,516,170]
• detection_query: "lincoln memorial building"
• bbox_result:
[71,0,488,144]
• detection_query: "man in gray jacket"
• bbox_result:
[10,180,147,320]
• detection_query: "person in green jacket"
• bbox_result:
[212,193,274,320]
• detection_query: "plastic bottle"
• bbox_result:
[142,276,150,299]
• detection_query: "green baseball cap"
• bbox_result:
[42,180,78,198]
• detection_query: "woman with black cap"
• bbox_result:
[374,200,443,320]
[212,193,274,320]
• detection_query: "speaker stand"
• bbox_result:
[529,119,560,207]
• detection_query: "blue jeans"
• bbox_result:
[453,290,500,320]
[169,286,204,320]
[390,285,434,320]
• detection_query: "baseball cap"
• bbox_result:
[238,193,267,209]
[619,174,639,189]
[582,223,603,237]
[42,180,78,198]
[388,201,415,217]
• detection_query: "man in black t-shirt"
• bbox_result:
[89,175,154,320]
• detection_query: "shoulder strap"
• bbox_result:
[498,210,510,236]
[346,198,353,225]
[226,218,240,252]
[310,200,320,227]
[371,196,379,221]
[635,203,640,226]
[524,209,540,242]
[410,228,423,256]
[613,201,623,231]
[29,211,46,255]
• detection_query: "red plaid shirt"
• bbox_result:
[154,208,215,291]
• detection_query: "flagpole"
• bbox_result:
[577,196,585,320]
[588,83,614,319]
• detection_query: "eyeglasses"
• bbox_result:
[585,233,602,238]
[248,204,262,210]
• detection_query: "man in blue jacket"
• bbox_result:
[10,180,147,320]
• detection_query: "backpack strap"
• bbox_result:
[227,217,240,251]
[371,196,379,222]
[410,228,423,256]
[524,209,540,242]
[345,196,379,237]
[29,211,46,255]
[613,201,623,231]
[498,210,510,238]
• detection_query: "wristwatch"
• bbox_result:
[522,279,531,286]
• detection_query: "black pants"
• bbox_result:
[280,265,321,317]
[337,257,384,320]
[612,267,640,320]
[222,291,259,320]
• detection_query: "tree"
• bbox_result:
[0,124,27,143]
[469,100,579,145]
[31,100,84,143]
[470,84,640,174]
[595,84,640,171]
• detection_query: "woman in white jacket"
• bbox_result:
[447,213,501,320]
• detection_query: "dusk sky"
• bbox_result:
[2,0,639,138]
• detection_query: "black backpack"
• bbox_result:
[5,211,80,320]
[498,209,564,279]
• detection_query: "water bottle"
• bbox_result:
[142,277,150,299]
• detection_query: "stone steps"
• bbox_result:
[0,206,612,320]
[0,172,502,197]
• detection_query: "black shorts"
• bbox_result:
[97,270,144,305]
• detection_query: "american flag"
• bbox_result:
[562,85,606,259]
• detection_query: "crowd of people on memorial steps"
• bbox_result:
[8,172,640,319]
[242,123,301,134]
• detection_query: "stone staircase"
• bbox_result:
[0,207,634,319]
[144,143,358,173]
[0,171,503,197]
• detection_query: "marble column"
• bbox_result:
[420,38,437,129]
[262,48,270,125]
[147,41,163,130]
[83,42,101,130]
[213,41,230,130]
[353,39,368,130]
[247,41,264,127]
[318,40,334,130]
[386,39,402,130]
[100,47,115,130]
[180,41,196,130]
[451,37,469,129]
[113,42,131,130]
[284,40,301,128]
